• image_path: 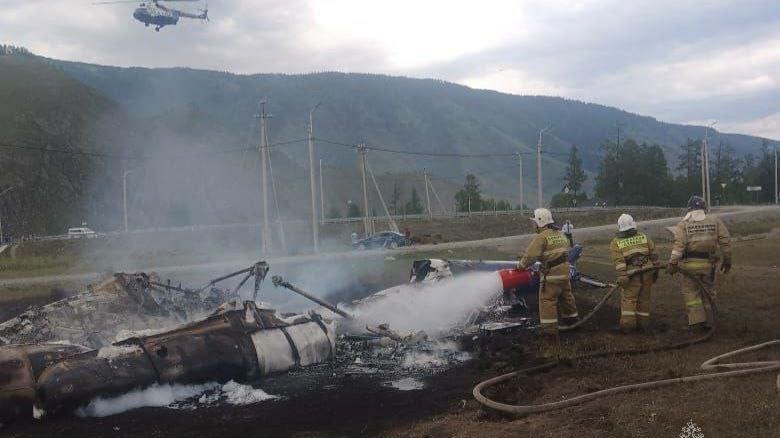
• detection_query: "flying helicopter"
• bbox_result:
[93,0,209,32]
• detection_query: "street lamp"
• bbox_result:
[123,169,135,232]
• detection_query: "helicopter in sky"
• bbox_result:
[94,0,209,31]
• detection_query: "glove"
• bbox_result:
[720,257,732,274]
[667,263,679,275]
[617,275,629,287]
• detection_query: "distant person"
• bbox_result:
[350,232,358,245]
[610,214,657,333]
[667,196,731,331]
[518,208,578,338]
[562,220,574,247]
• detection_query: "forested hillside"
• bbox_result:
[0,48,775,237]
[52,58,771,199]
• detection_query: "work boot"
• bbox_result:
[561,316,579,328]
[687,322,709,332]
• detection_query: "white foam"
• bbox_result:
[76,383,218,417]
[401,341,472,369]
[75,381,278,417]
[32,405,45,420]
[385,377,424,391]
[221,380,278,405]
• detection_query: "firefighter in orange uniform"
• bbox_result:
[667,196,731,330]
[609,214,658,333]
[518,208,579,335]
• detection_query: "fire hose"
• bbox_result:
[473,264,779,416]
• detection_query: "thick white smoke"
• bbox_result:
[348,271,502,335]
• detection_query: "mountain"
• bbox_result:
[0,52,143,235]
[50,58,772,199]
[0,50,775,236]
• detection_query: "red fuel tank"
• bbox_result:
[497,268,536,292]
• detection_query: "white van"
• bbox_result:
[67,227,97,239]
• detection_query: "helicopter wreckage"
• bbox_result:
[0,246,606,422]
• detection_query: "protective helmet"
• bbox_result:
[530,208,554,228]
[687,195,707,211]
[617,213,636,232]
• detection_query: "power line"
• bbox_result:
[315,137,532,158]
[0,138,309,161]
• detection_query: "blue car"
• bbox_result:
[352,231,411,250]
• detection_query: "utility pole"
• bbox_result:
[256,101,272,254]
[537,125,551,208]
[319,159,325,223]
[423,169,432,220]
[358,144,371,237]
[703,121,717,206]
[122,169,134,232]
[308,103,321,253]
[775,146,778,205]
[518,153,524,214]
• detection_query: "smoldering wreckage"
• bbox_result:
[3,248,776,427]
[0,248,601,424]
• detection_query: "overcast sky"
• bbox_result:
[4,0,779,139]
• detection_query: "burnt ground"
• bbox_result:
[3,230,780,438]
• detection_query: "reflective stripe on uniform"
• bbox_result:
[636,311,650,317]
[545,275,568,281]
[615,234,648,249]
[671,250,683,256]
[540,318,558,324]
[683,259,712,269]
[621,310,636,316]
[562,312,579,318]
[685,298,703,308]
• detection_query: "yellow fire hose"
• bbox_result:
[473,265,779,416]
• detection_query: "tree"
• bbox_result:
[405,188,424,214]
[454,174,483,212]
[595,138,673,206]
[563,145,587,195]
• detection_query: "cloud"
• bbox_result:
[1,0,778,139]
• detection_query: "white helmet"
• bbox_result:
[531,208,554,228]
[617,213,636,232]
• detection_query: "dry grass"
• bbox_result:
[381,230,780,438]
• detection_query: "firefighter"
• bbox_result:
[609,214,658,333]
[667,196,731,330]
[518,208,578,335]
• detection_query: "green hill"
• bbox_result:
[0,50,775,237]
[0,52,143,235]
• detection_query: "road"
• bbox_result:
[2,205,777,287]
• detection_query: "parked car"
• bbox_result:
[67,227,97,239]
[352,231,411,250]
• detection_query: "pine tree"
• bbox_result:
[454,174,483,212]
[405,188,424,214]
[563,145,587,195]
